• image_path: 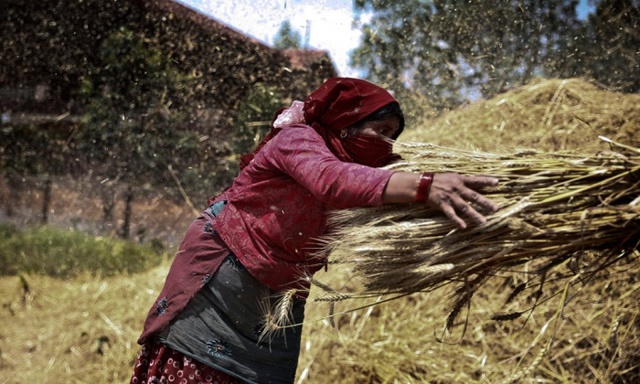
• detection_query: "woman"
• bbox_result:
[131,77,499,384]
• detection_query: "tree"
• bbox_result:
[584,0,640,92]
[273,20,302,49]
[78,28,192,186]
[351,0,637,110]
[232,83,285,155]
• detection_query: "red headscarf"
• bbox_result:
[239,77,401,169]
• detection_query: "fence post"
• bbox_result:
[41,178,52,224]
[119,185,133,239]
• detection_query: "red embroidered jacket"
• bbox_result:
[211,124,395,292]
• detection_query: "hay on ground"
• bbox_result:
[401,78,640,153]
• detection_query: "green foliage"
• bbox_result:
[78,27,193,185]
[232,83,285,155]
[74,25,244,201]
[581,0,640,92]
[352,0,639,110]
[0,123,72,175]
[0,223,164,278]
[273,20,302,49]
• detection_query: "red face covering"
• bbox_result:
[342,135,394,168]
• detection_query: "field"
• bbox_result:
[1,78,638,383]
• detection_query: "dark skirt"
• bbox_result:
[130,339,242,384]
[157,254,305,384]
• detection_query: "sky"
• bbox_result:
[177,0,363,77]
[177,0,595,78]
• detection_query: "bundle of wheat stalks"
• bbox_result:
[312,138,639,323]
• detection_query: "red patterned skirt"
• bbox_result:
[130,340,243,384]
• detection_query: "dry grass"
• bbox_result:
[298,263,640,383]
[0,266,168,383]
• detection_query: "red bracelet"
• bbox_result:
[415,172,434,203]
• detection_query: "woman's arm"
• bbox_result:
[263,127,396,209]
[263,127,499,227]
[383,172,499,229]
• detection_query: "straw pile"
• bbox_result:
[312,78,640,326]
[400,78,640,153]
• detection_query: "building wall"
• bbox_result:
[0,0,337,131]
